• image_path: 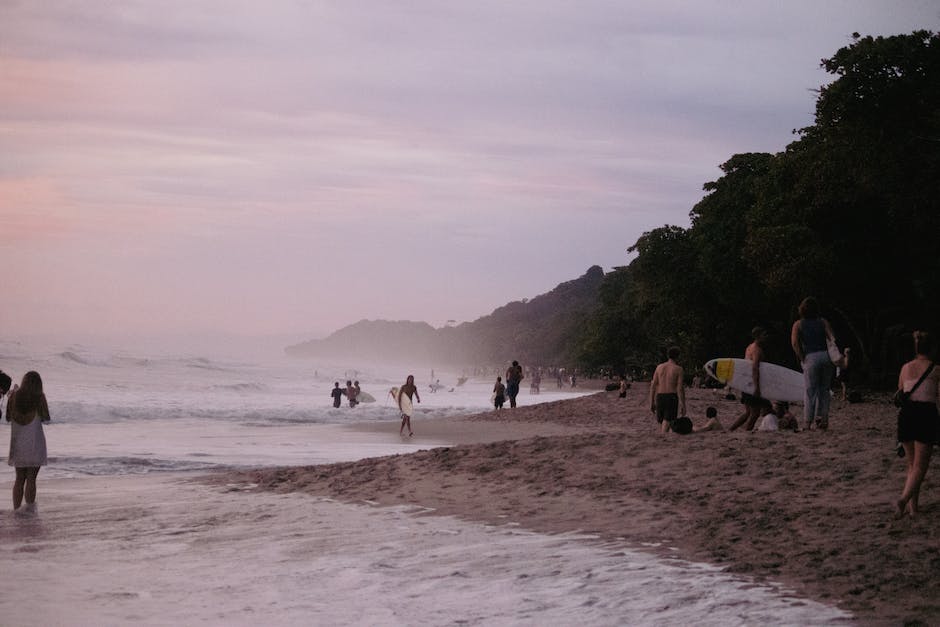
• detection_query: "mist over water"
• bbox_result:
[0,339,584,476]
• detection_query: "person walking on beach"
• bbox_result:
[649,346,686,434]
[791,297,836,430]
[398,374,421,437]
[6,371,51,515]
[493,376,506,410]
[505,360,524,408]
[330,382,345,408]
[729,327,772,431]
[895,331,939,518]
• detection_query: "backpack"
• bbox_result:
[671,416,693,435]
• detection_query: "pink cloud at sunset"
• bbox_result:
[1,1,937,348]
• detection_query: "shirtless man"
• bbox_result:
[649,346,686,434]
[729,327,771,431]
[398,374,421,436]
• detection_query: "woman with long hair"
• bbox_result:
[895,331,939,518]
[790,297,837,430]
[6,371,51,514]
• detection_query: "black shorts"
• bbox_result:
[655,393,679,423]
[741,392,771,410]
[898,401,939,444]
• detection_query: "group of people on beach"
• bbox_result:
[492,360,524,410]
[647,296,939,518]
[330,380,362,408]
[1,370,51,516]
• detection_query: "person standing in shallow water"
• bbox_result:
[493,376,506,410]
[895,331,939,518]
[649,346,686,434]
[791,297,836,430]
[398,374,421,436]
[330,382,345,408]
[505,360,524,408]
[345,380,359,407]
[6,371,51,515]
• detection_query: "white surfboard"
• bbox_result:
[397,390,414,416]
[357,391,376,403]
[704,358,804,403]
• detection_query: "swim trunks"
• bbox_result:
[655,393,679,424]
[741,392,771,410]
[898,400,939,444]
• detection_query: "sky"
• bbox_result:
[2,1,938,349]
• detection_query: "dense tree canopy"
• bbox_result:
[577,31,940,384]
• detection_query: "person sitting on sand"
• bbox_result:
[493,376,506,410]
[757,406,779,431]
[895,331,939,518]
[693,406,723,432]
[773,401,799,432]
[398,374,421,437]
[330,382,345,408]
[729,327,771,431]
[650,346,686,434]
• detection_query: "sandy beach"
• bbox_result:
[215,384,940,625]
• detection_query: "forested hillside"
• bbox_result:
[289,32,938,383]
[285,266,605,366]
[577,31,940,384]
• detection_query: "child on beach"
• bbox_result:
[773,401,800,431]
[694,406,723,432]
[6,371,51,515]
[493,376,506,410]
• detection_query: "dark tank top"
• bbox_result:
[800,318,827,353]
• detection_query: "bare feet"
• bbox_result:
[895,499,908,519]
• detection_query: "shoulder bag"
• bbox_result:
[893,362,935,408]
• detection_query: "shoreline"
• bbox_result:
[211,384,940,625]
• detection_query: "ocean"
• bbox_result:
[0,340,853,625]
[0,339,576,477]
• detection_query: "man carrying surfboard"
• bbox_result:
[729,327,772,431]
[649,346,686,434]
[398,374,421,437]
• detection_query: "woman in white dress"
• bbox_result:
[6,371,50,514]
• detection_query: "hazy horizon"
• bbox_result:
[3,2,938,350]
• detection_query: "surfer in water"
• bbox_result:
[330,382,345,408]
[649,346,686,434]
[398,374,421,437]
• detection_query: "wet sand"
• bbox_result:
[216,384,940,625]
